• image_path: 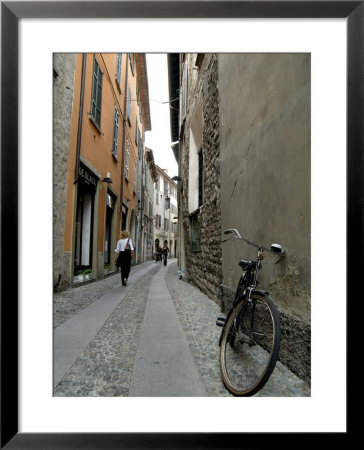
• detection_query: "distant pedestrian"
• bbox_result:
[162,242,169,266]
[155,246,162,263]
[114,230,135,286]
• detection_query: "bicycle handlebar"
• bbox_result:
[223,228,285,257]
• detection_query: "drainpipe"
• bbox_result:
[120,54,129,224]
[74,53,87,183]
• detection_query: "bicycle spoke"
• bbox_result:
[220,294,280,396]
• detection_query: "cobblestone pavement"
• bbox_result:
[54,271,123,328]
[54,265,159,396]
[53,259,310,397]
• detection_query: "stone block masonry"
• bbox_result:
[180,54,223,307]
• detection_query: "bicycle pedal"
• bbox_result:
[252,330,264,339]
[216,317,226,327]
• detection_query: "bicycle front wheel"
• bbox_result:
[220,293,281,396]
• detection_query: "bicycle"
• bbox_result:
[216,229,285,396]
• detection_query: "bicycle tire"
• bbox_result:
[219,293,281,396]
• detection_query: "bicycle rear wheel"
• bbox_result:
[220,293,281,396]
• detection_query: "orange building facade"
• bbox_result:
[62,53,150,288]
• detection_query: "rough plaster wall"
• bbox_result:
[218,54,311,384]
[53,54,76,291]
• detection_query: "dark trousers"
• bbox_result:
[119,251,131,281]
[162,252,168,266]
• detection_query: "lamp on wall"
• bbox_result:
[102,172,112,184]
[172,176,182,182]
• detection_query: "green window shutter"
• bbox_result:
[95,65,103,127]
[116,53,122,86]
[125,140,130,179]
[91,59,98,119]
[127,87,132,120]
[91,57,103,129]
[133,161,137,192]
[112,107,119,155]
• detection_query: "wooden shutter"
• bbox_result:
[116,53,122,87]
[127,87,132,120]
[133,161,137,193]
[125,140,130,179]
[91,57,103,128]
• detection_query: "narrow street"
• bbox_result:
[53,260,310,397]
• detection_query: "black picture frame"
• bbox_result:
[1,1,358,448]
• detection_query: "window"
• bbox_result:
[139,102,143,124]
[133,161,137,193]
[198,149,203,207]
[164,218,169,231]
[127,87,132,122]
[129,53,135,75]
[112,106,119,157]
[155,214,161,228]
[156,192,159,205]
[125,140,130,179]
[90,57,103,129]
[135,118,138,144]
[116,53,122,88]
[191,215,201,253]
[195,53,205,68]
[139,132,143,160]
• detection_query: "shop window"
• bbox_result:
[104,193,115,265]
[74,176,96,272]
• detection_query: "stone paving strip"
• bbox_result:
[164,261,311,397]
[54,265,160,397]
[128,264,207,397]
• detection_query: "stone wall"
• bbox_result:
[180,54,222,305]
[53,54,76,292]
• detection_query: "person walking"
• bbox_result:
[114,230,135,286]
[155,245,163,263]
[162,241,169,266]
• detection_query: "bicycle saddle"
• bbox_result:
[238,260,256,270]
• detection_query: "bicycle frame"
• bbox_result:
[218,229,284,345]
